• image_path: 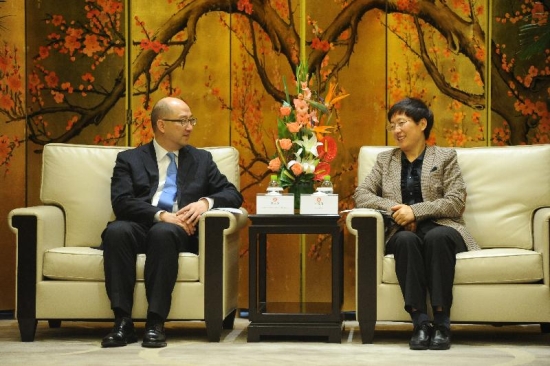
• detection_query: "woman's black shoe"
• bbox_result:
[409,322,432,350]
[430,324,451,350]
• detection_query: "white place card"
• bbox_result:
[256,193,295,214]
[299,193,339,214]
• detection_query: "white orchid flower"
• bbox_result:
[301,160,318,174]
[294,133,322,157]
[288,157,318,175]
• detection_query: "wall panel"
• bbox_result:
[0,0,542,317]
[0,0,25,311]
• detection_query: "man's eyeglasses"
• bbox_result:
[162,117,198,127]
[386,119,411,132]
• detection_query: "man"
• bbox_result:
[100,97,243,348]
[354,97,479,350]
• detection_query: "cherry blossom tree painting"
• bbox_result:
[0,10,24,175]
[491,1,550,145]
[2,0,547,176]
[1,0,549,307]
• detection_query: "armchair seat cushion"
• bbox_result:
[43,247,199,282]
[382,248,543,285]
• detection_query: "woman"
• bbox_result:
[354,97,479,350]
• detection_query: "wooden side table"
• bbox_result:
[247,214,343,343]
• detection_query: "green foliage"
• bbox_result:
[518,22,550,60]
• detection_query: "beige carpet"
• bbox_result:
[1,317,550,365]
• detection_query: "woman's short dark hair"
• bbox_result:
[387,97,433,139]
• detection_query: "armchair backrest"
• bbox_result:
[357,145,550,250]
[41,143,240,248]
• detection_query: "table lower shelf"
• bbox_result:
[247,322,343,343]
[248,301,343,343]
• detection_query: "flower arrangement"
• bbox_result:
[268,61,349,193]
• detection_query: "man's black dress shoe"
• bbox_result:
[409,322,432,350]
[101,317,138,348]
[142,323,167,348]
[430,324,451,350]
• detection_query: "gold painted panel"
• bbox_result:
[386,0,488,148]
[0,0,25,311]
[4,0,539,316]
[23,0,127,205]
[490,1,550,145]
[129,1,232,147]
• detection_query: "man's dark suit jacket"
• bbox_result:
[110,142,243,226]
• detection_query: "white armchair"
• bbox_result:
[347,145,550,343]
[8,143,248,342]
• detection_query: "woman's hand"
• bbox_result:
[390,204,416,227]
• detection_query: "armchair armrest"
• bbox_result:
[345,208,386,284]
[8,205,65,283]
[7,205,65,341]
[533,207,550,286]
[345,208,385,344]
[198,207,248,275]
[198,207,249,341]
[202,207,249,233]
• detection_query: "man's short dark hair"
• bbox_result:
[387,97,434,140]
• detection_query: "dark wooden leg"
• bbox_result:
[247,227,259,343]
[222,309,236,330]
[205,319,222,342]
[204,216,230,342]
[353,216,378,344]
[12,216,38,342]
[247,327,260,342]
[328,328,342,343]
[48,320,61,328]
[18,318,38,342]
[359,320,375,343]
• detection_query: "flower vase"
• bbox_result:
[288,180,315,211]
